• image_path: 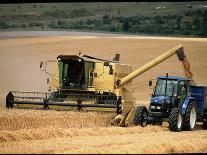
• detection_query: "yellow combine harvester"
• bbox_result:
[6,44,192,126]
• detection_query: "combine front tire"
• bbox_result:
[133,106,148,127]
[182,102,197,131]
[169,108,182,132]
[6,92,14,108]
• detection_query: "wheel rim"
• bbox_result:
[177,113,182,129]
[190,106,196,129]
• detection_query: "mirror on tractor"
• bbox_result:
[149,80,152,87]
[150,87,156,97]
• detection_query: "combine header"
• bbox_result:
[6,44,192,126]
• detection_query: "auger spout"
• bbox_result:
[116,44,186,87]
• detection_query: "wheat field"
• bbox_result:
[0,31,207,153]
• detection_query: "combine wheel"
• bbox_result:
[133,106,148,127]
[6,92,14,108]
[182,102,197,131]
[169,108,182,132]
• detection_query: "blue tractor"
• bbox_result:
[133,73,207,131]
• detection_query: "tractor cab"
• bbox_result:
[148,75,191,121]
[134,74,204,132]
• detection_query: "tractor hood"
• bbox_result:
[151,96,170,105]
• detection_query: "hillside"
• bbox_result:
[0,2,207,37]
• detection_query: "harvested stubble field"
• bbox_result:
[0,31,207,154]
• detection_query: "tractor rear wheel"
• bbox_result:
[133,106,148,127]
[182,102,197,131]
[169,108,182,132]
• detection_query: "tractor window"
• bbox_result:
[178,81,187,97]
[154,79,178,97]
[187,81,191,96]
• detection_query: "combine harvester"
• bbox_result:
[6,44,206,130]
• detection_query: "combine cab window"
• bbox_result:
[62,60,85,89]
[58,59,94,89]
[154,79,178,97]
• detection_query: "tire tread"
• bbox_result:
[169,108,181,132]
[133,106,147,126]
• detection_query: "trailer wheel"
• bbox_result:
[169,108,182,132]
[133,106,148,127]
[182,102,197,131]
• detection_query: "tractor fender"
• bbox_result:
[181,97,196,115]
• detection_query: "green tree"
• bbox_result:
[48,21,57,29]
[0,21,10,29]
[29,22,34,27]
[122,19,130,32]
[153,16,164,24]
[21,24,26,28]
[103,15,110,24]
[180,22,192,35]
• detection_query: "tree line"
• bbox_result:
[0,8,207,37]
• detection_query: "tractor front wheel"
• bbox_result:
[133,106,148,127]
[169,108,182,132]
[182,102,197,131]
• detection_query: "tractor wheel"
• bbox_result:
[133,106,148,127]
[169,108,182,132]
[182,102,197,131]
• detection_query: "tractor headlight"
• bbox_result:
[157,106,161,110]
[151,105,155,109]
[151,105,161,110]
